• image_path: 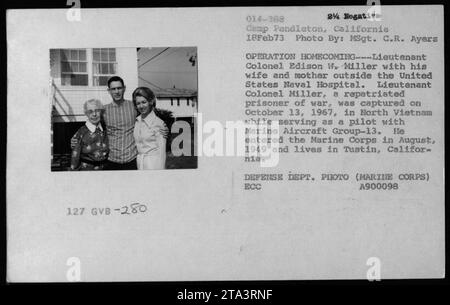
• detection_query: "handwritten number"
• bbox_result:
[119,203,147,214]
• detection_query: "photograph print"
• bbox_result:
[50,47,198,171]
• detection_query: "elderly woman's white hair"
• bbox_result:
[83,99,104,114]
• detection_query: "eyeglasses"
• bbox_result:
[86,109,102,115]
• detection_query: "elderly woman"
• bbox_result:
[132,87,168,170]
[70,99,109,171]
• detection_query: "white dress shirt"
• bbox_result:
[133,110,168,169]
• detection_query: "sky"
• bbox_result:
[138,47,198,92]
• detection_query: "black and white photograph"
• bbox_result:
[5,3,446,286]
[50,47,198,171]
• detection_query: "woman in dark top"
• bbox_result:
[70,99,109,171]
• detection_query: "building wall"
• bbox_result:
[156,97,197,118]
[51,48,138,123]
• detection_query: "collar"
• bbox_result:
[136,110,157,124]
[85,121,103,133]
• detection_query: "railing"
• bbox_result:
[51,79,76,121]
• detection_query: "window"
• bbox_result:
[92,48,117,86]
[60,49,88,86]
